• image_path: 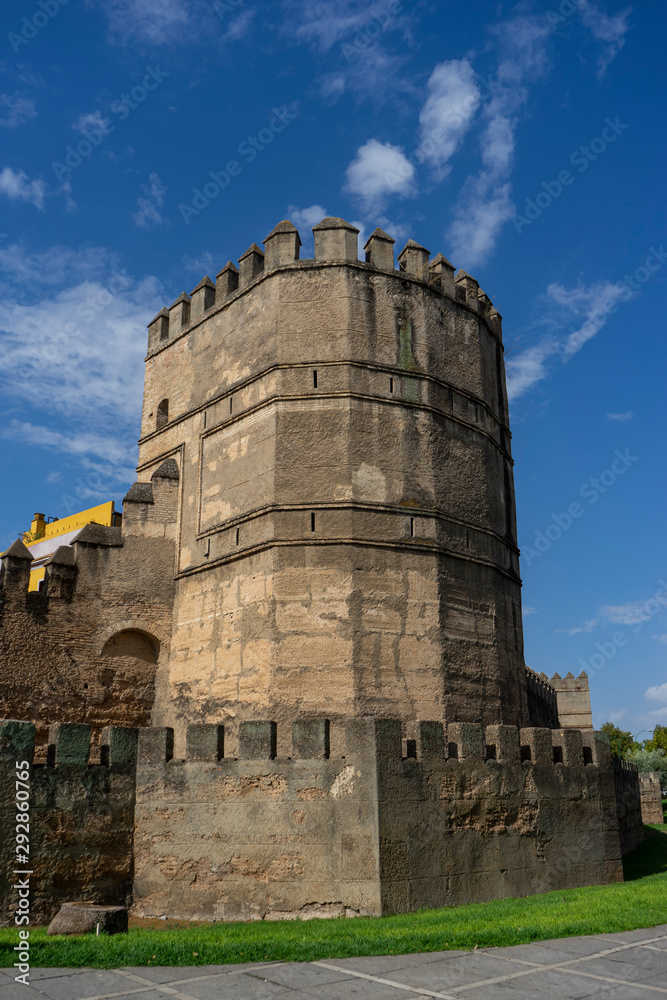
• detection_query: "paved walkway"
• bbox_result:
[2,925,667,999]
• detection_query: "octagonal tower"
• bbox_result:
[137,217,529,752]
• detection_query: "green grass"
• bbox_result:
[2,825,666,969]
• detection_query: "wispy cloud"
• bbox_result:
[577,0,632,78]
[507,278,630,401]
[72,110,111,134]
[95,0,190,45]
[652,635,667,645]
[0,242,161,480]
[607,410,633,421]
[287,204,328,232]
[556,618,599,635]
[522,606,537,616]
[344,138,415,210]
[416,59,481,179]
[0,93,37,128]
[601,601,658,626]
[645,682,667,704]
[607,709,627,724]
[0,166,45,210]
[447,16,550,267]
[132,172,168,229]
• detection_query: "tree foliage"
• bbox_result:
[600,721,636,759]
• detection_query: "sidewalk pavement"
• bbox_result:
[1,924,666,999]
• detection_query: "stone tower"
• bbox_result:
[139,217,528,752]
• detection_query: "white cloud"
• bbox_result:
[0,242,162,477]
[444,16,552,268]
[645,707,667,723]
[344,139,415,209]
[46,471,62,483]
[96,0,190,45]
[522,606,537,616]
[607,709,627,724]
[600,602,655,626]
[287,204,329,232]
[645,682,667,704]
[416,59,480,177]
[0,93,37,129]
[507,278,631,401]
[607,411,633,421]
[506,340,558,402]
[555,618,599,635]
[548,280,630,359]
[0,167,45,210]
[72,110,111,134]
[132,172,167,230]
[492,15,551,87]
[219,9,255,43]
[577,0,632,77]
[447,180,515,269]
[652,635,667,645]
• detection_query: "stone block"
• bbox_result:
[292,719,330,759]
[447,723,484,762]
[485,725,520,763]
[186,724,224,761]
[100,727,138,773]
[418,721,444,759]
[138,727,174,764]
[552,728,583,766]
[0,720,35,763]
[520,728,553,765]
[313,217,359,262]
[238,721,277,759]
[48,723,91,766]
[47,903,127,936]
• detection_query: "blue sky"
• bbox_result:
[1,0,664,736]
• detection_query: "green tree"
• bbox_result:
[645,724,667,754]
[626,748,667,791]
[600,721,636,759]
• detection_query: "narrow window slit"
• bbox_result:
[313,370,318,388]
[229,398,233,414]
[410,517,414,537]
[235,527,240,545]
[310,512,316,532]
[389,377,394,393]
[203,410,207,429]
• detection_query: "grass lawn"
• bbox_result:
[2,822,666,969]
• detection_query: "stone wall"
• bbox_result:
[613,757,643,855]
[639,771,664,825]
[132,719,623,921]
[0,467,177,742]
[0,721,136,927]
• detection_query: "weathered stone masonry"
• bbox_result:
[1,718,627,926]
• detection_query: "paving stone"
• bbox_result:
[165,972,292,999]
[258,963,358,989]
[119,963,279,984]
[36,970,145,999]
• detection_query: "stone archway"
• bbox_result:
[87,628,161,728]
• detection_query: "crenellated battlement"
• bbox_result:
[132,717,606,770]
[146,216,502,356]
